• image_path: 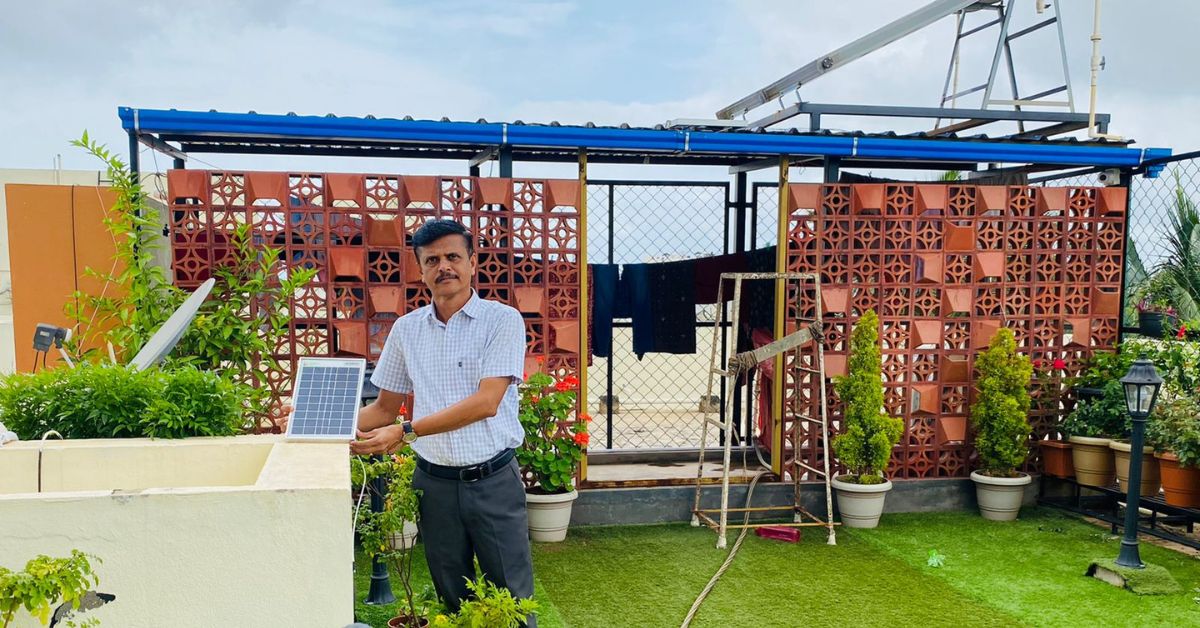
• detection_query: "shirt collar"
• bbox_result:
[425,289,483,323]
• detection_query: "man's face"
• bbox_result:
[416,234,476,299]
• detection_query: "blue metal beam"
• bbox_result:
[119,107,1171,171]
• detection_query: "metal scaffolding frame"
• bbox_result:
[690,272,836,549]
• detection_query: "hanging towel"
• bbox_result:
[589,264,619,358]
[648,259,697,355]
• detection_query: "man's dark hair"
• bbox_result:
[411,219,474,261]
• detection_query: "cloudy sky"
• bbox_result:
[1,0,1197,182]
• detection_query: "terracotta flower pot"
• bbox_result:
[387,615,429,628]
[1039,440,1075,479]
[1068,435,1115,487]
[1110,441,1161,497]
[1156,452,1200,508]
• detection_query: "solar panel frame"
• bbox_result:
[285,357,367,442]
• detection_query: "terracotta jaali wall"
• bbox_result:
[784,184,1127,479]
[165,171,583,406]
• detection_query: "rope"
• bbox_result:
[680,468,770,628]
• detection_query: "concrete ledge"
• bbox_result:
[572,476,1043,527]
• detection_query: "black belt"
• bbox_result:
[416,449,515,483]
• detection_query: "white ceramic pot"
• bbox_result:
[388,520,419,550]
[971,470,1032,521]
[831,476,893,529]
[526,490,578,542]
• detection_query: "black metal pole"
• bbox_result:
[364,462,396,604]
[499,145,513,178]
[606,184,615,450]
[359,368,395,604]
[127,130,140,182]
[1115,416,1148,568]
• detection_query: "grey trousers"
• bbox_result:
[413,457,536,627]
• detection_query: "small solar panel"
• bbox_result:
[285,357,367,441]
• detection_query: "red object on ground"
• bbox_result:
[755,526,800,543]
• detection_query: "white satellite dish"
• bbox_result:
[128,278,216,370]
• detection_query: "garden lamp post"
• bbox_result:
[1115,359,1163,569]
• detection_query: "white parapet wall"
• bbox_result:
[0,434,353,628]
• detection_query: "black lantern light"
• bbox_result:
[1114,358,1164,569]
[1120,359,1163,421]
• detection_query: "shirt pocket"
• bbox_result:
[458,354,482,386]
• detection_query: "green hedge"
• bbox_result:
[0,363,244,440]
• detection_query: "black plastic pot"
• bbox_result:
[1073,386,1105,405]
[1138,311,1166,338]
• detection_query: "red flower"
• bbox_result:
[580,413,593,423]
[1052,358,1067,370]
[1178,324,1188,340]
[554,380,571,392]
[536,355,545,365]
[564,375,580,387]
[1032,360,1042,369]
[531,395,541,404]
[573,432,590,446]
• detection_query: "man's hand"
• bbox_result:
[350,424,405,456]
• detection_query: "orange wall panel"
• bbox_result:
[5,184,120,372]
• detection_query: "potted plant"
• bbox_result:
[1069,349,1132,405]
[1032,358,1073,479]
[830,310,904,529]
[1146,393,1200,507]
[1,550,104,628]
[1059,380,1127,487]
[428,576,538,628]
[517,368,590,542]
[354,451,430,628]
[1134,272,1178,338]
[968,328,1034,521]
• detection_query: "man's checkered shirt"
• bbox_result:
[370,290,526,466]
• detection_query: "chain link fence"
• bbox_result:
[1037,153,1200,329]
[586,181,731,450]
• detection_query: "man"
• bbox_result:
[299,219,535,624]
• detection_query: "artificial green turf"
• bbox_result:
[853,509,1200,627]
[1086,559,1183,595]
[355,509,1200,627]
[529,524,1021,628]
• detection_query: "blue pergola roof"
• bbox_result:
[120,107,1171,173]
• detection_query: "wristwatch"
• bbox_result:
[400,420,418,444]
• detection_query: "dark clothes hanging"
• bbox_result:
[620,264,655,359]
[693,252,750,305]
[647,259,697,356]
[589,264,620,358]
[742,246,778,346]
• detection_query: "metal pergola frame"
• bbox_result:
[120,107,1170,185]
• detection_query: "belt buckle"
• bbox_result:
[459,464,485,483]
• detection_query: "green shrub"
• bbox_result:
[831,310,903,484]
[0,550,99,628]
[0,364,243,441]
[1146,394,1200,468]
[1059,380,1129,440]
[969,328,1032,476]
